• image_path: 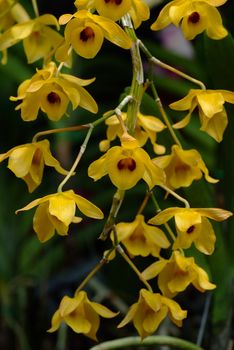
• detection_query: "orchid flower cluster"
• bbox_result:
[0,0,233,345]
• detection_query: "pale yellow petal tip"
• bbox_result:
[121,133,139,149]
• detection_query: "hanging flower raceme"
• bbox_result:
[74,0,150,28]
[0,139,68,192]
[170,89,234,142]
[0,14,63,63]
[149,207,233,254]
[151,0,228,40]
[16,190,104,242]
[153,144,218,190]
[56,10,132,60]
[10,61,98,121]
[142,250,216,298]
[48,291,118,340]
[88,136,165,190]
[99,112,166,154]
[118,288,187,339]
[112,214,170,257]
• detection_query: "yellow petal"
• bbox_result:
[88,153,108,181]
[48,194,76,225]
[117,303,138,328]
[150,1,173,31]
[72,193,104,219]
[175,210,201,232]
[40,139,68,175]
[95,0,131,22]
[59,296,80,317]
[90,302,118,318]
[195,208,233,221]
[8,145,35,177]
[194,217,216,254]
[205,4,228,39]
[65,312,92,334]
[143,307,167,334]
[69,20,104,59]
[199,109,228,142]
[142,259,168,281]
[33,202,55,242]
[47,310,62,332]
[93,14,132,49]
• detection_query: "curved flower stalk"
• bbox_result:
[151,0,228,40]
[142,250,216,298]
[74,0,150,28]
[56,10,132,60]
[112,214,170,257]
[118,289,187,339]
[170,89,234,142]
[88,138,165,190]
[149,207,233,254]
[153,144,218,190]
[48,291,118,340]
[0,139,68,192]
[16,190,104,242]
[0,14,63,63]
[99,112,166,154]
[10,61,98,121]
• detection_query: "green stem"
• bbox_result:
[137,190,152,215]
[89,336,205,350]
[99,189,125,241]
[32,125,89,142]
[122,15,144,135]
[150,80,182,147]
[151,193,177,243]
[75,258,108,295]
[57,125,93,192]
[139,41,206,90]
[117,245,153,292]
[159,184,190,208]
[31,0,39,16]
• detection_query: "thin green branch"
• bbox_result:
[89,336,205,350]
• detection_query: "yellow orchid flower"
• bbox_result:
[88,140,165,190]
[74,0,150,28]
[16,190,104,242]
[0,0,15,33]
[153,145,218,189]
[151,0,228,40]
[149,207,233,254]
[170,89,234,142]
[118,289,187,339]
[48,291,117,340]
[142,251,216,298]
[0,14,63,63]
[99,112,166,154]
[0,139,68,192]
[113,214,170,257]
[10,61,98,121]
[56,10,132,60]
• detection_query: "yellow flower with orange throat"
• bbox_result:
[113,214,170,257]
[151,0,228,40]
[88,137,165,190]
[48,291,117,340]
[118,289,187,339]
[170,89,234,142]
[74,0,150,28]
[10,61,98,121]
[56,10,132,60]
[16,190,104,242]
[0,14,63,63]
[153,144,218,190]
[0,139,68,192]
[142,250,216,298]
[99,111,166,154]
[149,207,233,254]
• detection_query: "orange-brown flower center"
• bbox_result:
[104,0,123,4]
[175,163,190,174]
[188,12,200,24]
[80,27,95,42]
[117,158,136,171]
[47,92,61,104]
[187,225,195,234]
[32,149,43,166]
